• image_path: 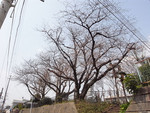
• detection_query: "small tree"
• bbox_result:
[38,52,74,102]
[139,64,150,82]
[123,74,141,94]
[14,60,50,100]
[15,52,74,103]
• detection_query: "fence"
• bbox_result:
[84,89,133,103]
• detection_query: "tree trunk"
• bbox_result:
[55,93,63,103]
[115,77,120,103]
[121,80,128,103]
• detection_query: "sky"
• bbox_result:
[0,0,150,106]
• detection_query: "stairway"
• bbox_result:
[126,86,150,113]
[103,104,120,113]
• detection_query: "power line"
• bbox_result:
[0,0,26,107]
[5,5,16,80]
[0,0,16,108]
[8,0,26,73]
[98,0,150,52]
[0,0,18,80]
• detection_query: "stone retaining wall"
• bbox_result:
[126,86,150,113]
[19,102,78,113]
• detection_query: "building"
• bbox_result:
[12,99,29,108]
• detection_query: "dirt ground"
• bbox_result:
[19,102,78,113]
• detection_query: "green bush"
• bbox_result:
[119,102,130,113]
[38,97,53,106]
[139,64,150,82]
[32,93,41,102]
[123,74,141,94]
[14,103,24,110]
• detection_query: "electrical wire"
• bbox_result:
[5,6,16,81]
[0,0,17,107]
[98,0,150,52]
[106,0,150,50]
[0,0,26,107]
[2,0,17,89]
[8,0,26,74]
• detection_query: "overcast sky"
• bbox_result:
[0,0,150,106]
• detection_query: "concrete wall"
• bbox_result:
[19,102,78,113]
[126,86,150,113]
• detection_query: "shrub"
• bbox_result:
[32,93,41,102]
[119,102,130,113]
[38,97,53,106]
[139,64,150,82]
[14,103,24,110]
[123,74,141,94]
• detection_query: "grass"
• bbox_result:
[75,101,112,113]
[119,102,130,113]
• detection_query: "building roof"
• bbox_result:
[135,57,150,64]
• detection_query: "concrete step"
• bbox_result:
[103,105,120,113]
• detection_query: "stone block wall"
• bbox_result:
[126,86,150,113]
[19,102,78,113]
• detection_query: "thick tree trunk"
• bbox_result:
[80,88,89,100]
[74,88,80,101]
[75,84,93,101]
[55,93,63,103]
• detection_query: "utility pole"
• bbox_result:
[0,88,3,99]
[0,0,45,29]
[1,75,11,111]
[0,0,14,28]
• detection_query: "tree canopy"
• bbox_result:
[15,0,137,100]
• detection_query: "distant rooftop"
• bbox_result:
[135,57,150,64]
